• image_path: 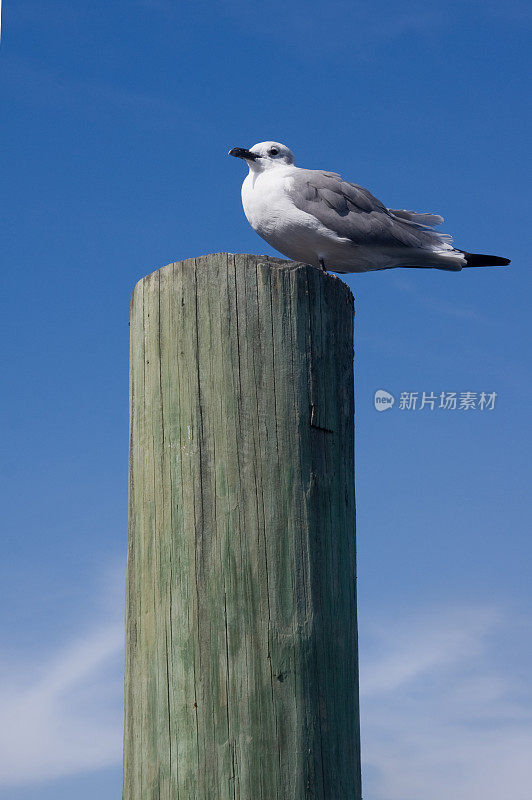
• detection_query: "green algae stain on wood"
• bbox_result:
[123,253,361,800]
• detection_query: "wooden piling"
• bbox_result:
[123,253,361,799]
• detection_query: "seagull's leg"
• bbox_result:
[318,258,327,273]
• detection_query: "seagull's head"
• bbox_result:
[228,141,295,172]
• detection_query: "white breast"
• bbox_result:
[241,168,298,236]
[241,167,348,266]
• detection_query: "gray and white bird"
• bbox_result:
[229,141,510,273]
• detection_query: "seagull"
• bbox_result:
[229,141,510,273]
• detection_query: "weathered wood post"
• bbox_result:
[123,253,361,799]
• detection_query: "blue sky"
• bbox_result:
[1,1,531,797]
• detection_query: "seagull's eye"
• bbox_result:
[268,147,279,156]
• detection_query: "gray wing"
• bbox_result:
[288,169,450,249]
[389,209,444,226]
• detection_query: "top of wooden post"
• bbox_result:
[131,252,354,308]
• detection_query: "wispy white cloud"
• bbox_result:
[362,605,499,695]
[360,604,532,800]
[0,568,124,787]
[1,573,530,799]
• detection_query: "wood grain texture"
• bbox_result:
[124,253,361,800]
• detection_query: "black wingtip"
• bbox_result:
[463,252,511,267]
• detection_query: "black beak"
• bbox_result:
[228,147,259,161]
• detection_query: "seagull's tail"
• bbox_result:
[462,251,511,267]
